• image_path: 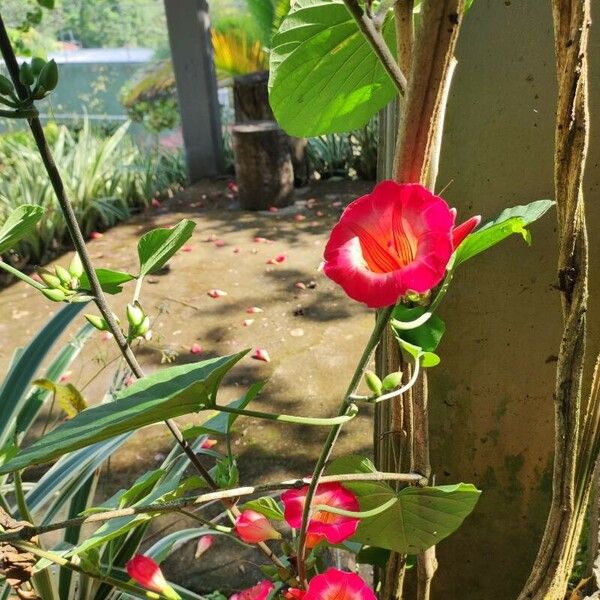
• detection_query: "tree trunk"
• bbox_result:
[232,121,295,210]
[517,1,591,598]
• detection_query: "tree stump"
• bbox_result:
[232,121,294,210]
[233,70,307,189]
[233,71,274,122]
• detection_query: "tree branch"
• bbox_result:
[343,0,408,95]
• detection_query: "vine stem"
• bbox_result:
[296,305,395,585]
[0,11,282,571]
[0,471,424,543]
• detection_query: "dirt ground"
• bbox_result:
[0,178,379,594]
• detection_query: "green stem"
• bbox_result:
[132,276,144,303]
[0,260,45,290]
[296,305,394,585]
[313,496,398,519]
[211,404,359,427]
[429,266,455,313]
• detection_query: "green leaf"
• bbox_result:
[137,219,195,277]
[454,199,554,266]
[0,351,248,474]
[0,303,86,451]
[36,0,55,8]
[392,336,440,368]
[79,268,135,295]
[242,496,285,521]
[327,456,481,554]
[356,546,390,568]
[269,0,397,136]
[391,306,445,352]
[0,205,44,254]
[71,476,205,555]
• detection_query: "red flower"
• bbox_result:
[323,181,480,308]
[281,482,359,548]
[126,555,180,599]
[284,589,305,599]
[230,580,274,600]
[304,569,375,600]
[235,510,281,543]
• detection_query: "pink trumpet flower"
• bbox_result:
[251,348,270,362]
[200,438,217,449]
[304,569,376,600]
[281,482,359,548]
[190,343,202,354]
[207,289,228,298]
[235,510,281,543]
[126,555,181,600]
[323,181,480,308]
[246,306,263,314]
[230,580,274,600]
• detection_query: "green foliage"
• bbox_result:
[0,205,44,255]
[269,0,397,136]
[137,219,195,277]
[0,304,86,453]
[454,199,555,267]
[328,456,481,554]
[391,306,446,353]
[0,351,248,473]
[242,496,285,521]
[0,119,185,267]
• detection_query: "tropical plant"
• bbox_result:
[0,118,184,269]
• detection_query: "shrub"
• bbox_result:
[0,119,185,268]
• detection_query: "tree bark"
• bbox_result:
[375,2,464,598]
[233,121,295,210]
[517,1,591,598]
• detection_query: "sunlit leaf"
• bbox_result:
[33,379,87,418]
[454,199,554,266]
[269,0,397,136]
[0,205,44,254]
[137,219,195,276]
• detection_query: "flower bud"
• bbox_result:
[126,302,145,328]
[364,370,382,396]
[55,265,73,287]
[85,314,109,331]
[38,268,61,289]
[30,57,46,77]
[235,510,281,544]
[194,535,214,559]
[137,316,151,336]
[126,555,181,600]
[41,288,66,302]
[0,74,13,96]
[68,253,84,278]
[19,62,34,87]
[38,59,58,93]
[382,371,403,392]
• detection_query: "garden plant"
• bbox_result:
[0,1,595,600]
